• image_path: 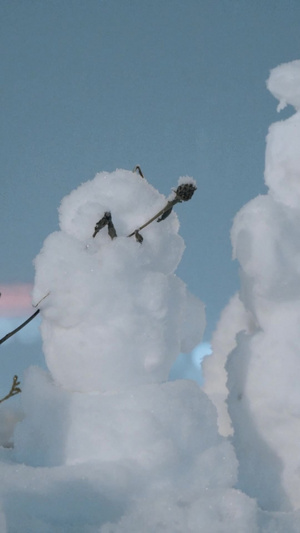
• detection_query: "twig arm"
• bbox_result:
[128,199,178,237]
[0,309,40,346]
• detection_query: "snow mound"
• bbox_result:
[267,59,300,111]
[222,59,300,512]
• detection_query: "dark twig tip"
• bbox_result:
[132,165,144,178]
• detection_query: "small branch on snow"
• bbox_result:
[132,165,144,178]
[0,375,21,404]
[32,291,50,308]
[128,181,197,238]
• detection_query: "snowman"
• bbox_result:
[32,168,205,394]
[14,167,206,467]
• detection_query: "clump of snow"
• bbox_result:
[267,59,300,111]
[15,366,233,472]
[265,61,300,208]
[219,59,300,512]
[203,292,252,436]
[176,175,197,188]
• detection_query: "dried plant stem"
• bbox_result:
[128,199,179,237]
[32,291,50,308]
[128,181,197,238]
[132,165,144,178]
[0,309,40,346]
[0,375,21,404]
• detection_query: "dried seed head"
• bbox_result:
[174,182,197,202]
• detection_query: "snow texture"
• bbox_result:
[1,61,300,531]
[32,169,204,393]
[203,292,252,436]
[203,59,300,516]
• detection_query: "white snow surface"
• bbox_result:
[203,58,300,520]
[1,61,300,531]
[267,59,300,111]
[203,292,252,436]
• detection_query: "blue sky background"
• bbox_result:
[1,0,300,341]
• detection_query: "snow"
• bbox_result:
[267,59,300,111]
[203,292,252,436]
[204,59,300,518]
[31,170,204,393]
[1,60,300,530]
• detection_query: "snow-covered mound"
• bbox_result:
[10,375,261,532]
[12,168,261,531]
[205,59,300,513]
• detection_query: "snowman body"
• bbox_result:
[32,169,204,393]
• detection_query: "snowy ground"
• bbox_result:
[1,60,300,532]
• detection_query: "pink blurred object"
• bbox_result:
[0,284,33,317]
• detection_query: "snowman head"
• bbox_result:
[58,168,196,275]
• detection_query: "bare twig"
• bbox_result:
[32,291,50,308]
[0,375,21,404]
[132,165,144,178]
[0,309,40,346]
[128,181,197,238]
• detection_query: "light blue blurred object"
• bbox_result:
[169,342,212,386]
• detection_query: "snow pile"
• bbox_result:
[205,59,300,514]
[10,168,261,531]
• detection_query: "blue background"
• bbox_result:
[1,0,300,340]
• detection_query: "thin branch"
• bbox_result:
[0,309,40,346]
[0,375,21,404]
[127,199,178,237]
[132,165,144,178]
[128,181,197,238]
[32,291,50,308]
